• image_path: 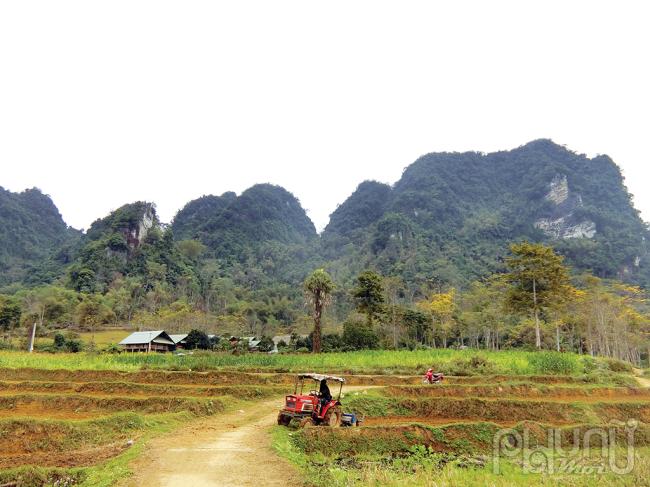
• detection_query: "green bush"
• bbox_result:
[445,355,497,376]
[342,319,379,351]
[580,356,598,374]
[605,358,633,373]
[528,352,579,375]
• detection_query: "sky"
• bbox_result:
[1,1,648,232]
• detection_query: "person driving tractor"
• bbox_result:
[319,379,332,408]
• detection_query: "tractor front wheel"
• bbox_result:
[324,407,342,427]
[299,417,315,428]
[277,412,291,426]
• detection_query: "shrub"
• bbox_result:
[445,355,497,376]
[322,333,344,352]
[185,329,210,350]
[528,352,578,375]
[65,339,83,353]
[605,358,633,373]
[103,343,121,354]
[53,333,66,349]
[580,356,598,374]
[342,319,379,350]
[257,336,275,352]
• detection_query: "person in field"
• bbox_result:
[319,379,332,407]
[425,368,434,383]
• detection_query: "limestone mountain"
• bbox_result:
[2,140,649,297]
[171,184,319,283]
[173,184,317,252]
[67,202,196,293]
[323,139,650,288]
[171,192,237,241]
[0,187,78,286]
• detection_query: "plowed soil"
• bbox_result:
[0,380,286,399]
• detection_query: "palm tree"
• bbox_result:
[304,269,335,353]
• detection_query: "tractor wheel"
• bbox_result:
[299,417,315,428]
[324,407,342,427]
[277,412,291,426]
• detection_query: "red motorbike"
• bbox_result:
[422,370,444,384]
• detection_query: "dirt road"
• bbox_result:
[120,398,301,487]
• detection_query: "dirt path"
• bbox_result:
[120,397,301,487]
[634,368,650,388]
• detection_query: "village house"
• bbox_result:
[169,334,188,349]
[119,330,176,353]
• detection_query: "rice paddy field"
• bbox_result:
[0,349,647,486]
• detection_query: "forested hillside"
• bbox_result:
[1,140,649,360]
[172,183,319,285]
[66,202,199,295]
[323,139,650,292]
[0,187,78,286]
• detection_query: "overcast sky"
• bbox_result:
[1,1,648,232]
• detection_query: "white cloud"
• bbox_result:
[1,1,648,231]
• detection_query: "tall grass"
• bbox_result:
[0,349,599,375]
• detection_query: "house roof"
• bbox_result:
[119,331,175,346]
[169,334,188,344]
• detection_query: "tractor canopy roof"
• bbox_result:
[297,373,345,383]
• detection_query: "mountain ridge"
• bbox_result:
[2,140,648,292]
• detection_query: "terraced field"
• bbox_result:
[0,356,648,486]
[0,368,293,486]
[280,374,650,486]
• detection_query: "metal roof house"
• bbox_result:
[169,334,189,349]
[119,331,176,353]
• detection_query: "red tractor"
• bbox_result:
[277,373,348,428]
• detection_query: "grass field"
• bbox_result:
[0,349,626,377]
[12,328,132,349]
[76,329,132,346]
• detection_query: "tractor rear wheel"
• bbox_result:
[299,417,315,428]
[324,407,342,427]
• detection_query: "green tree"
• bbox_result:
[303,269,335,353]
[417,289,456,347]
[257,335,275,352]
[184,329,210,350]
[0,295,22,339]
[504,242,570,349]
[177,239,207,261]
[342,318,379,350]
[352,270,385,326]
[20,287,73,352]
[401,308,430,346]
